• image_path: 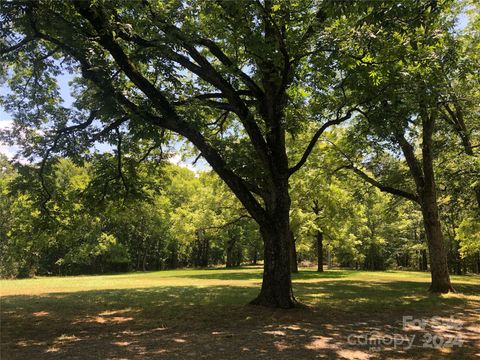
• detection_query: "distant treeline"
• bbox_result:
[1,155,478,278]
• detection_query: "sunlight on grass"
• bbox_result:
[2,268,479,359]
[1,267,478,298]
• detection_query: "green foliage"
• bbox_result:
[0,155,260,277]
[456,215,480,257]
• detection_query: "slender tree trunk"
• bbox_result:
[290,231,298,273]
[203,237,209,267]
[421,111,454,293]
[155,238,161,270]
[420,195,454,292]
[170,245,178,269]
[317,231,324,272]
[142,250,147,271]
[136,251,141,271]
[453,238,462,276]
[420,231,428,271]
[312,200,324,272]
[226,236,235,268]
[421,249,428,271]
[395,109,453,293]
[476,252,480,274]
[455,260,462,276]
[234,247,242,267]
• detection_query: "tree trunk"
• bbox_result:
[136,251,141,271]
[453,240,463,276]
[234,247,242,267]
[476,252,480,274]
[194,230,209,267]
[420,111,454,293]
[226,237,234,268]
[203,236,209,267]
[155,238,162,270]
[420,196,454,293]
[250,217,296,308]
[312,200,324,272]
[169,245,178,269]
[142,250,147,271]
[395,110,453,293]
[317,231,324,272]
[290,231,298,273]
[421,249,428,271]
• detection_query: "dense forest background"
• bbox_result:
[1,132,478,278]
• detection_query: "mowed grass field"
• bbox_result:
[1,267,479,359]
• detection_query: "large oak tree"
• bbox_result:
[1,0,360,308]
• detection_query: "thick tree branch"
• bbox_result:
[289,110,354,175]
[0,36,35,55]
[173,91,253,106]
[30,13,268,224]
[349,165,420,203]
[139,0,263,98]
[442,102,474,155]
[74,2,178,119]
[91,117,128,142]
[77,1,271,172]
[196,38,264,97]
[356,103,426,198]
[394,132,425,191]
[324,138,419,203]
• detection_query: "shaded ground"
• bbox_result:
[1,268,479,359]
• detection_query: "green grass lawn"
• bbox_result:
[1,268,479,359]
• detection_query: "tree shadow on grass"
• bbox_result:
[1,279,478,359]
[172,269,354,281]
[295,280,480,315]
[1,279,480,359]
